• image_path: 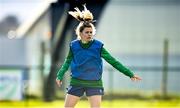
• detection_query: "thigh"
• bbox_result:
[86,88,104,108]
[66,85,85,97]
[64,94,80,108]
[88,95,102,108]
[85,87,104,97]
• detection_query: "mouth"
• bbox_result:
[87,37,91,39]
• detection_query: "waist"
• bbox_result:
[70,77,103,88]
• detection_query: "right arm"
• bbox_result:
[56,49,73,87]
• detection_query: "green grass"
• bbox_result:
[0,99,180,108]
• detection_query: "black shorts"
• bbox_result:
[66,85,104,97]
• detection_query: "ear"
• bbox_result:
[79,32,82,36]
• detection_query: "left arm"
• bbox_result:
[101,47,141,80]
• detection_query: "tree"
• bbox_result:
[0,15,19,35]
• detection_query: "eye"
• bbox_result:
[85,31,92,34]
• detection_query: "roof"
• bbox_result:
[15,1,53,38]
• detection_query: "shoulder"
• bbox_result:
[71,39,80,44]
[70,39,80,46]
[93,39,104,45]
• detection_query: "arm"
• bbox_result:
[101,47,141,81]
[56,49,73,87]
[101,47,134,78]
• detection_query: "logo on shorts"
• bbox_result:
[66,86,72,91]
[99,89,102,93]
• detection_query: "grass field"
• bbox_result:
[1,99,180,108]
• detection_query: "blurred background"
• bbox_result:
[0,0,180,107]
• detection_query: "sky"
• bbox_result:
[0,0,56,23]
[1,0,176,23]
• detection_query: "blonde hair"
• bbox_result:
[68,4,96,39]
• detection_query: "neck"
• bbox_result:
[81,39,93,44]
[81,40,88,44]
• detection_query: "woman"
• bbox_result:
[56,5,141,108]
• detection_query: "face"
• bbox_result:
[80,27,93,42]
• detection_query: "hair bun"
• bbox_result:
[68,4,94,22]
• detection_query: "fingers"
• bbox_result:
[131,77,136,81]
[131,75,142,81]
[56,79,62,87]
[136,76,142,80]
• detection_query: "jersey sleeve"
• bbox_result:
[56,49,73,80]
[101,47,134,78]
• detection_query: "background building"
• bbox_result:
[0,0,180,101]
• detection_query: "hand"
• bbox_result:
[56,79,62,87]
[131,75,142,81]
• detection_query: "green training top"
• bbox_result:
[56,40,134,88]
